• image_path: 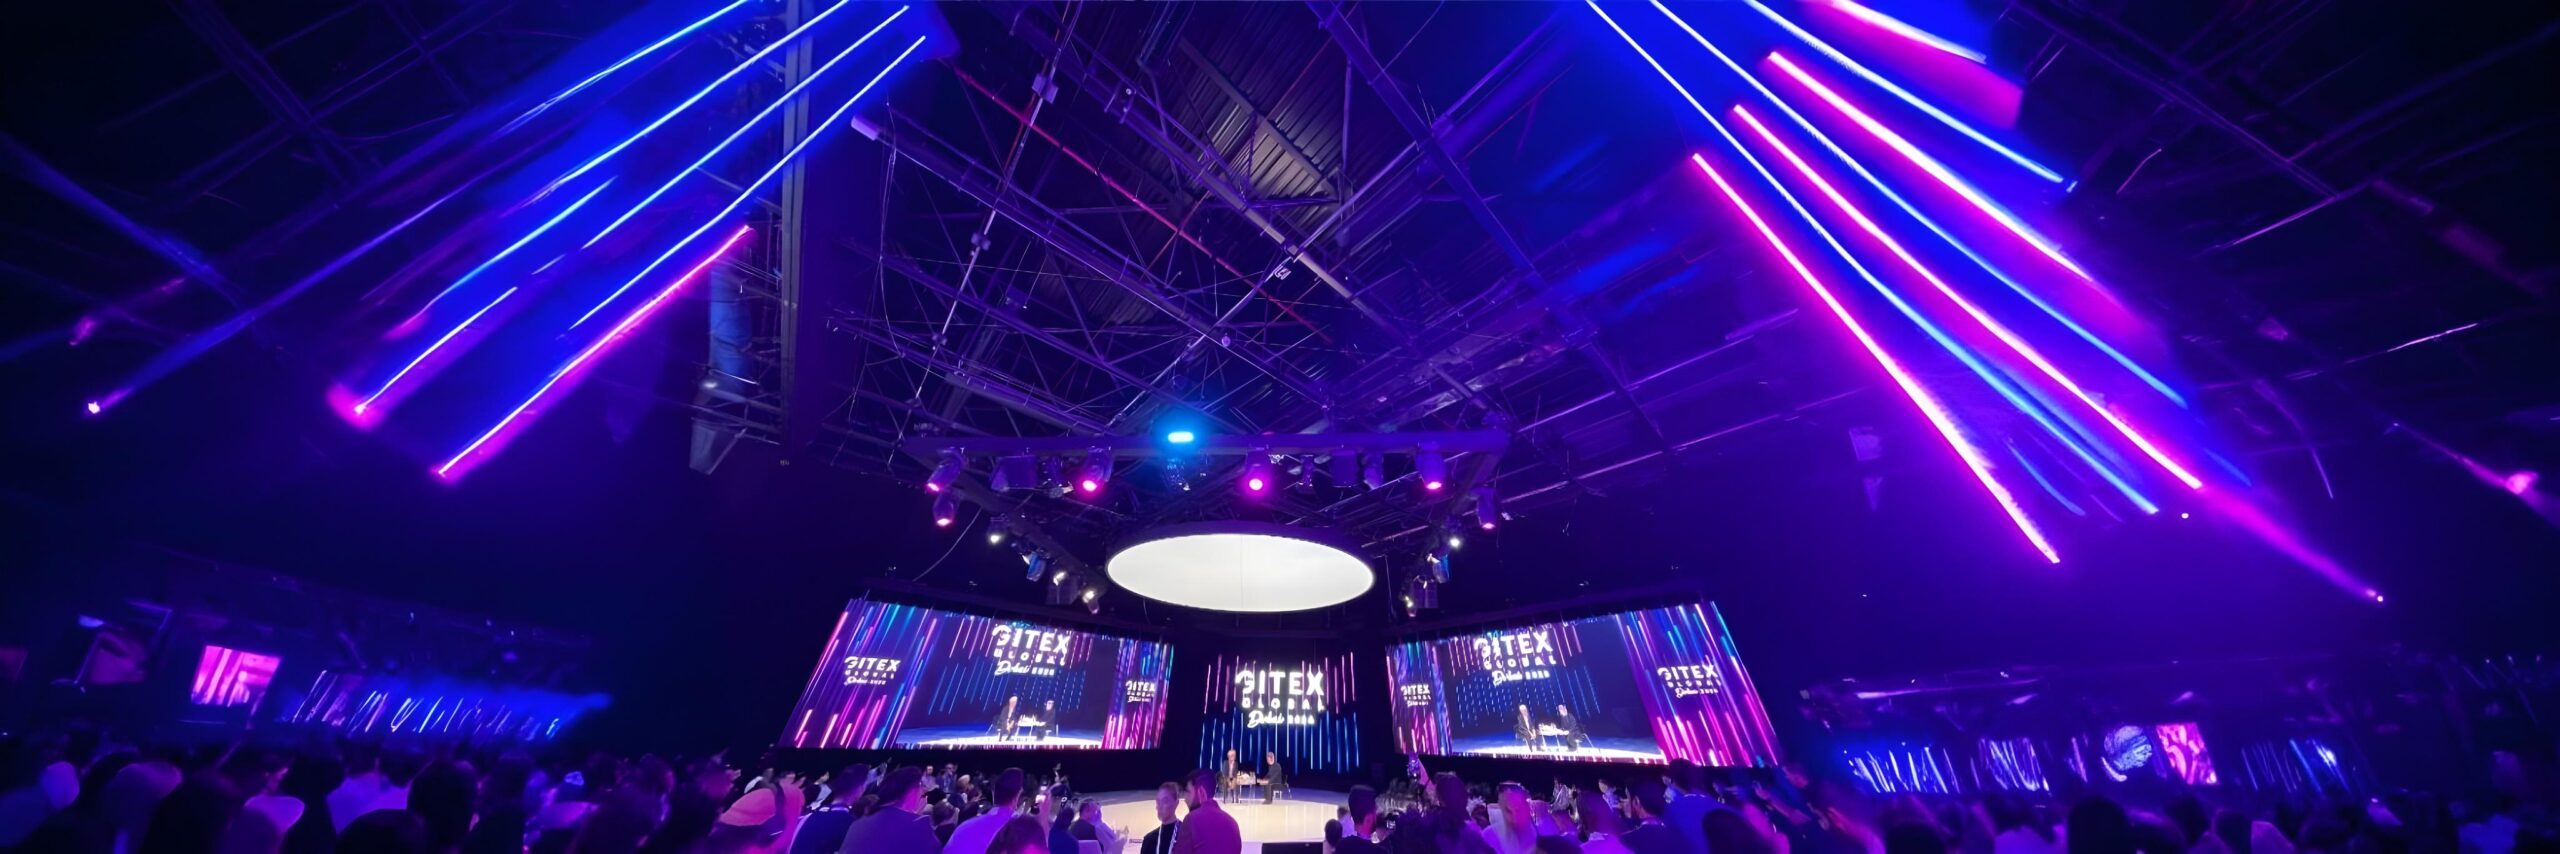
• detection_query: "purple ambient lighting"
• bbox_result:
[536,0,858,199]
[581,6,909,249]
[1738,0,2060,182]
[1765,52,2092,280]
[435,225,753,480]
[1729,106,2205,491]
[566,35,925,330]
[1692,151,2058,564]
[409,181,614,322]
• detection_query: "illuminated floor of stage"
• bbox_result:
[1090,788,1344,851]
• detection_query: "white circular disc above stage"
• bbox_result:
[1106,522,1372,612]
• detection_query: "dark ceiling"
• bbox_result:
[5,0,2560,739]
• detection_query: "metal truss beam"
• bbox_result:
[828,313,1115,434]
[1010,22,1494,415]
[857,246,1251,434]
[864,111,1333,409]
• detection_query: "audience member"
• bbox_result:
[1573,790,1631,854]
[841,766,940,853]
[1484,782,1539,854]
[991,814,1053,854]
[946,768,1031,854]
[1334,785,1388,854]
[1618,778,1680,854]
[1140,782,1183,854]
[1172,768,1242,854]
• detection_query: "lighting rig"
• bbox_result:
[902,429,1508,615]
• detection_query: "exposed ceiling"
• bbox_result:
[5,0,2557,641]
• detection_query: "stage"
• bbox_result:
[1089,788,1343,852]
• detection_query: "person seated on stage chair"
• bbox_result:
[1514,705,1541,751]
[992,697,1021,741]
[1260,752,1288,804]
[1554,705,1589,751]
[1137,783,1181,854]
[1217,751,1241,802]
[1039,701,1060,741]
[1172,768,1242,854]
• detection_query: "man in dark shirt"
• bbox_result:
[836,766,940,853]
[1617,778,1685,854]
[1136,783,1182,854]
[1171,768,1241,854]
[1261,752,1288,803]
[1333,786,1389,854]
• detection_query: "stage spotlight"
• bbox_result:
[1417,446,1447,491]
[1293,455,1319,493]
[1428,546,1451,583]
[987,526,1008,546]
[925,450,961,493]
[1051,569,1068,585]
[1329,450,1359,487]
[1077,450,1112,495]
[1412,577,1439,609]
[1023,551,1047,581]
[1473,487,1498,530]
[991,454,1036,491]
[1165,429,1197,445]
[1242,454,1274,494]
[1082,586,1102,614]
[931,491,957,527]
[1361,453,1386,490]
[1446,523,1464,550]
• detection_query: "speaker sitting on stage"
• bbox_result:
[1513,705,1539,750]
[1218,749,1243,801]
[1258,752,1288,803]
[1555,704,1590,750]
[1038,699,1059,740]
[991,696,1020,740]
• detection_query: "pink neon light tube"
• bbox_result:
[1822,0,1986,63]
[435,225,753,479]
[1730,105,2203,490]
[1744,0,2059,181]
[1766,52,2091,281]
[1690,151,2059,564]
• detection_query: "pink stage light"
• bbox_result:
[1079,478,1101,494]
[1690,152,2057,564]
[1765,52,2091,280]
[435,225,753,479]
[1730,106,2204,491]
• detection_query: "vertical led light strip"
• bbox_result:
[1742,0,2053,181]
[567,35,926,329]
[1627,1,2184,408]
[436,225,753,478]
[1590,0,2154,517]
[499,0,757,135]
[1821,0,1987,63]
[583,6,911,248]
[1764,51,2087,279]
[1694,151,2058,562]
[1731,105,2203,490]
[538,0,858,198]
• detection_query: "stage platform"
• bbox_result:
[1089,788,1344,853]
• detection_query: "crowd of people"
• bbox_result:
[5,728,2553,854]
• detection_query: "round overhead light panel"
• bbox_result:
[1106,522,1372,613]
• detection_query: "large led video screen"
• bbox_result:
[1386,602,1781,766]
[781,600,1173,750]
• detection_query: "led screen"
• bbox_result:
[1386,602,1780,766]
[1197,653,1362,777]
[190,644,281,707]
[781,600,1173,750]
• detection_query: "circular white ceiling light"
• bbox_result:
[1106,522,1373,613]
